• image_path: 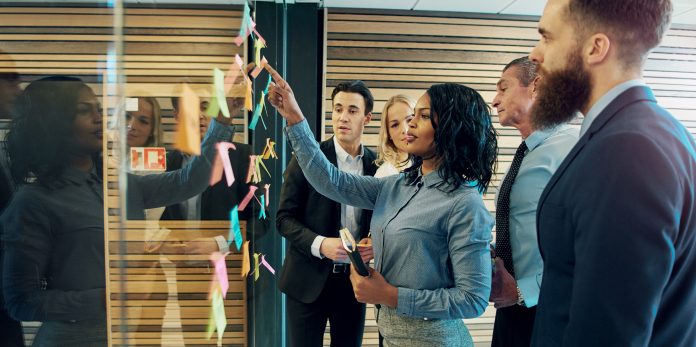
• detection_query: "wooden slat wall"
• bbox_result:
[324,9,696,347]
[0,5,250,346]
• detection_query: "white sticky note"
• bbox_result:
[126,98,139,112]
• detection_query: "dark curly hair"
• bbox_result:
[406,83,497,193]
[5,76,94,185]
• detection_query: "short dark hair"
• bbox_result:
[565,0,672,67]
[171,96,179,111]
[0,72,19,82]
[503,57,538,87]
[330,80,374,115]
[406,83,498,193]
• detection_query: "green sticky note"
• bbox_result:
[213,68,231,118]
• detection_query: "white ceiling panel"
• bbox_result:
[499,0,546,16]
[412,0,514,13]
[322,0,417,10]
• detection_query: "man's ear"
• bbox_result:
[586,33,611,66]
[530,75,541,98]
[364,112,372,125]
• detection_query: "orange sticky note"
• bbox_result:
[210,155,223,186]
[174,84,201,155]
[241,241,250,278]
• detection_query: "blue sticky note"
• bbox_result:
[259,195,267,220]
[228,205,243,251]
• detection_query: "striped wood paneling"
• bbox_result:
[324,9,696,347]
[0,5,250,346]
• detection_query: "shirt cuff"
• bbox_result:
[396,287,415,316]
[285,119,311,145]
[214,235,229,254]
[311,235,326,259]
[516,273,542,307]
[208,118,236,142]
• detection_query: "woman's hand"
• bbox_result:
[349,265,399,308]
[264,64,305,125]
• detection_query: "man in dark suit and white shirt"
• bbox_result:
[277,80,377,347]
[529,0,696,346]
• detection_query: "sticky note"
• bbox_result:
[258,195,266,220]
[216,142,237,187]
[125,97,139,112]
[213,68,231,118]
[228,206,243,251]
[238,185,258,211]
[253,253,260,281]
[241,241,250,278]
[174,84,201,155]
[245,155,257,183]
[261,139,277,160]
[206,287,226,346]
[264,184,270,207]
[251,56,267,79]
[260,255,275,275]
[210,252,230,297]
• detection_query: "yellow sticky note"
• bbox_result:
[174,84,201,155]
[253,253,260,281]
[241,241,250,278]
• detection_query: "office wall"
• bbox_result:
[323,8,696,346]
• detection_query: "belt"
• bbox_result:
[331,263,350,274]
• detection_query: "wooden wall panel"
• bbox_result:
[324,9,696,347]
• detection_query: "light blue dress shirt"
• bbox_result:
[580,79,646,137]
[495,123,579,307]
[287,120,493,320]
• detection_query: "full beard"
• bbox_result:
[531,51,591,130]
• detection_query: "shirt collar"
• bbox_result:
[580,79,646,137]
[525,123,573,152]
[333,136,364,163]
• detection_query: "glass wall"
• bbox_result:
[0,1,287,346]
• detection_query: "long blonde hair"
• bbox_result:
[141,97,162,147]
[375,94,415,167]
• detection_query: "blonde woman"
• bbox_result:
[374,95,415,178]
[127,97,162,148]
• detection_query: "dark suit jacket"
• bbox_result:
[276,138,377,303]
[161,142,252,221]
[532,86,696,346]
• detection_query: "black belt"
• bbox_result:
[331,263,350,274]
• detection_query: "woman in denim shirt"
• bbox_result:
[266,65,496,346]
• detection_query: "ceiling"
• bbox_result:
[6,0,696,25]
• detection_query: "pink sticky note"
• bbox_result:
[216,142,237,187]
[260,255,276,275]
[234,35,245,47]
[209,252,230,298]
[251,56,268,79]
[264,184,270,207]
[239,185,258,211]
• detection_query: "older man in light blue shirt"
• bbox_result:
[489,57,578,347]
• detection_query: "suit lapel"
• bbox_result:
[537,86,656,209]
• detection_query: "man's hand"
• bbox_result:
[349,266,398,308]
[184,237,221,255]
[489,257,519,309]
[357,237,374,263]
[264,63,305,125]
[320,237,348,262]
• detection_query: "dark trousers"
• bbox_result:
[0,309,25,347]
[286,271,366,347]
[491,305,537,347]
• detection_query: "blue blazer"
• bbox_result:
[532,86,696,346]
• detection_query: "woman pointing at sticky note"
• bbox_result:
[264,63,496,347]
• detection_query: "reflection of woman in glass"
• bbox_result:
[1,76,236,346]
[374,94,415,178]
[266,65,496,347]
[126,97,162,148]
